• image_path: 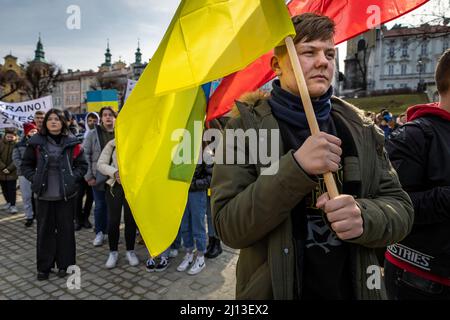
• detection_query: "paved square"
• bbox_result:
[0,194,238,300]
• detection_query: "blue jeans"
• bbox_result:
[206,195,216,237]
[180,191,207,254]
[171,229,182,250]
[92,188,108,234]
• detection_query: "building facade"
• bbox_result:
[0,54,25,102]
[345,24,450,100]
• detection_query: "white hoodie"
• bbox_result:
[84,112,100,139]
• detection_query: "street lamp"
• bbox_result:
[416,58,424,92]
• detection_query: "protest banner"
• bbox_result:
[0,96,53,129]
[124,79,137,102]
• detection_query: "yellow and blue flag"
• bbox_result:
[116,0,294,256]
[86,90,119,112]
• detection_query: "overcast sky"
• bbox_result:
[0,0,441,74]
[0,0,180,72]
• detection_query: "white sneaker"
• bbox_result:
[126,251,139,266]
[188,255,206,275]
[105,251,119,269]
[9,206,18,214]
[93,232,104,246]
[169,249,178,258]
[1,203,11,210]
[176,252,194,272]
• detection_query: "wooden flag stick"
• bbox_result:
[284,36,339,199]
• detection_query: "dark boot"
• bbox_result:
[205,237,223,259]
[206,236,214,253]
[83,218,92,229]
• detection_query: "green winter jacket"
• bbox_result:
[0,138,18,181]
[211,93,414,300]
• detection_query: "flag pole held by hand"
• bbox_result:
[284,36,339,199]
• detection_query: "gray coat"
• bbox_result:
[83,127,102,181]
[12,137,28,176]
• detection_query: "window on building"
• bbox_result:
[387,84,395,89]
[388,65,394,76]
[400,83,408,88]
[401,64,407,75]
[421,42,428,56]
[402,40,408,57]
[389,46,395,58]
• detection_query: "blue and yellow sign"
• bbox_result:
[86,90,118,112]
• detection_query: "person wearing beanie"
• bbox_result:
[0,128,19,214]
[13,123,38,226]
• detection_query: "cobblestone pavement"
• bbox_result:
[0,194,238,300]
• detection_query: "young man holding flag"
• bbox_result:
[211,13,414,300]
[385,49,450,299]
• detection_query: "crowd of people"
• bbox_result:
[0,106,223,282]
[0,12,448,300]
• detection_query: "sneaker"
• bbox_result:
[1,203,11,211]
[126,251,139,267]
[8,206,18,214]
[155,257,169,272]
[93,232,104,246]
[169,249,178,258]
[145,258,156,272]
[176,252,194,272]
[24,219,33,227]
[105,251,119,269]
[188,255,206,275]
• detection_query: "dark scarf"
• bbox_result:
[269,80,334,151]
[269,80,333,130]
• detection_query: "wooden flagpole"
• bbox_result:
[284,36,339,199]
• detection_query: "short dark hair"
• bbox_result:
[436,49,450,94]
[99,107,117,119]
[4,128,17,136]
[34,110,45,116]
[274,13,335,56]
[63,110,74,122]
[87,113,98,120]
[40,108,69,136]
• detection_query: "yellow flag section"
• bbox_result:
[152,0,294,95]
[116,82,206,256]
[116,0,294,256]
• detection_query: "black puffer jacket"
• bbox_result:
[386,111,450,278]
[190,162,213,192]
[21,133,88,201]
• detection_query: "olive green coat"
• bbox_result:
[0,138,17,181]
[211,94,414,300]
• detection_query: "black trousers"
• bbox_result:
[105,184,136,251]
[0,180,17,206]
[75,180,93,224]
[36,197,76,273]
[385,260,450,300]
